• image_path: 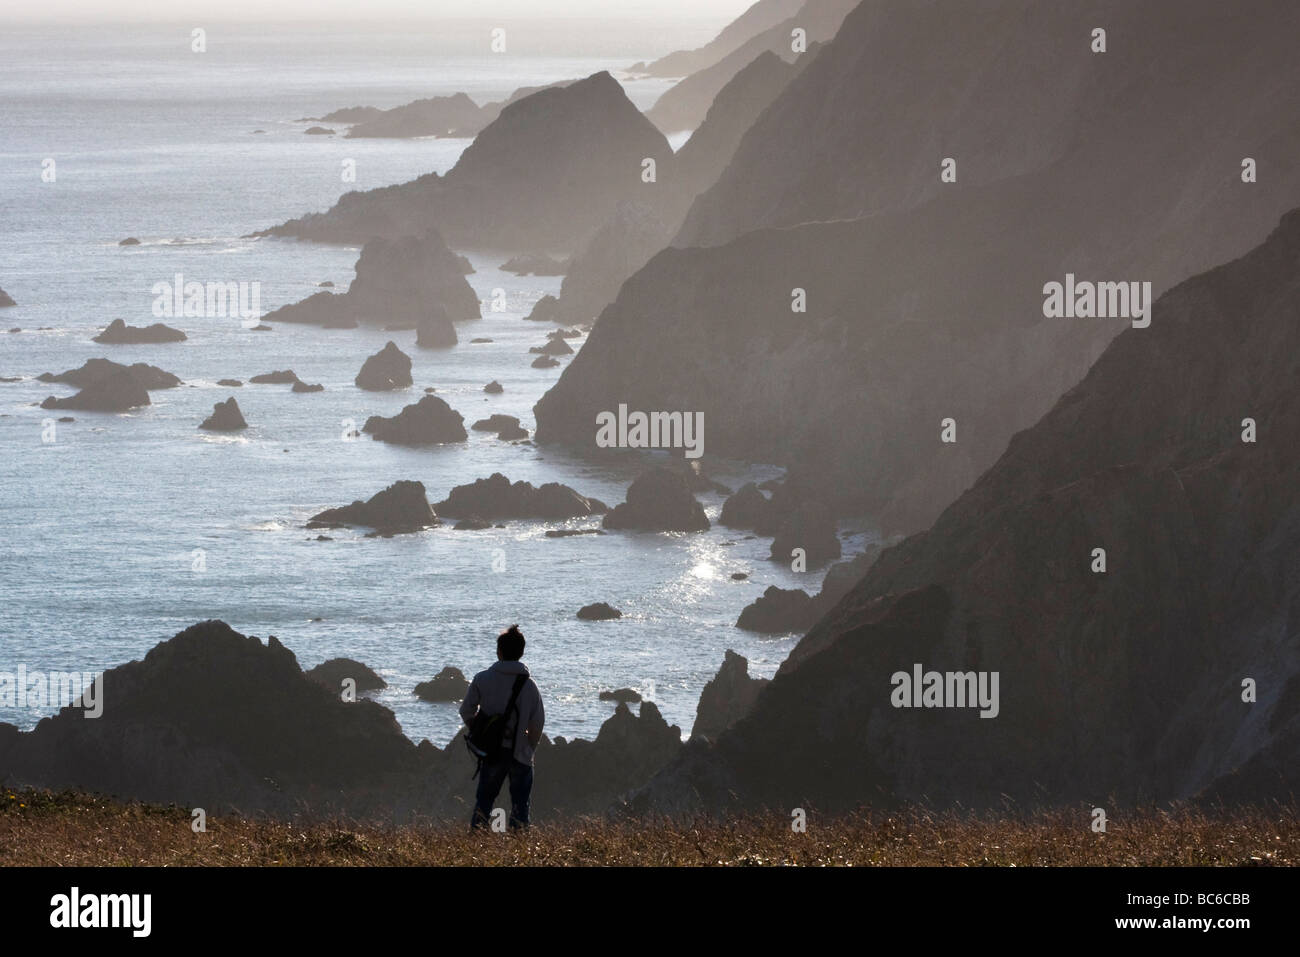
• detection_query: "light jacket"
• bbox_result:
[459,660,545,765]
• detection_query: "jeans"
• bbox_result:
[471,755,534,830]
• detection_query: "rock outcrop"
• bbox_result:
[93,318,187,344]
[355,341,413,391]
[434,473,605,520]
[0,621,422,816]
[414,667,470,703]
[38,358,181,391]
[577,602,623,621]
[769,500,840,564]
[264,72,676,252]
[345,92,488,138]
[630,208,1300,815]
[198,397,248,431]
[471,414,529,441]
[249,370,299,384]
[0,287,13,307]
[602,467,709,532]
[306,658,387,693]
[362,395,467,445]
[719,482,772,529]
[307,480,437,535]
[40,366,151,412]
[501,254,567,276]
[735,586,815,634]
[0,620,686,820]
[263,229,478,339]
[691,650,770,741]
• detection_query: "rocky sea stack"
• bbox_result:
[199,397,248,431]
[307,480,437,536]
[602,467,709,532]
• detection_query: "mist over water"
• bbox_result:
[0,21,871,746]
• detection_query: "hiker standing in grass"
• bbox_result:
[460,624,545,830]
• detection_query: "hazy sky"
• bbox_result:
[4,0,755,22]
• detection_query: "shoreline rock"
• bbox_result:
[307,480,437,536]
[93,318,186,344]
[199,397,248,431]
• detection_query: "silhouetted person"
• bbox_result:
[460,624,545,830]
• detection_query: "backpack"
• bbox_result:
[464,673,528,772]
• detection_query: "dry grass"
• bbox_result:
[1,787,1296,866]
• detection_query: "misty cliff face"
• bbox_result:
[628,210,1300,815]
[678,0,1300,248]
[646,0,855,134]
[533,50,801,329]
[266,72,675,252]
[635,0,806,78]
[537,0,1300,534]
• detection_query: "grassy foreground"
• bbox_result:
[2,787,1297,866]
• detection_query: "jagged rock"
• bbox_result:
[532,700,682,817]
[769,500,840,564]
[735,585,815,633]
[691,650,770,741]
[355,341,412,391]
[0,620,421,815]
[484,380,504,394]
[525,295,562,322]
[93,318,186,344]
[501,254,568,276]
[453,516,491,531]
[41,366,151,412]
[603,467,709,532]
[415,303,457,349]
[530,337,573,356]
[38,358,181,391]
[345,93,487,139]
[249,370,299,384]
[363,394,467,445]
[199,397,248,431]
[549,328,581,339]
[470,414,528,440]
[263,230,478,335]
[0,288,14,307]
[291,381,324,393]
[307,480,436,535]
[577,602,622,621]
[305,658,387,693]
[414,667,470,703]
[435,473,604,520]
[600,688,641,704]
[531,355,560,369]
[265,72,677,251]
[456,255,474,274]
[720,482,772,529]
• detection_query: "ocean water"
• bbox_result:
[0,21,876,747]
